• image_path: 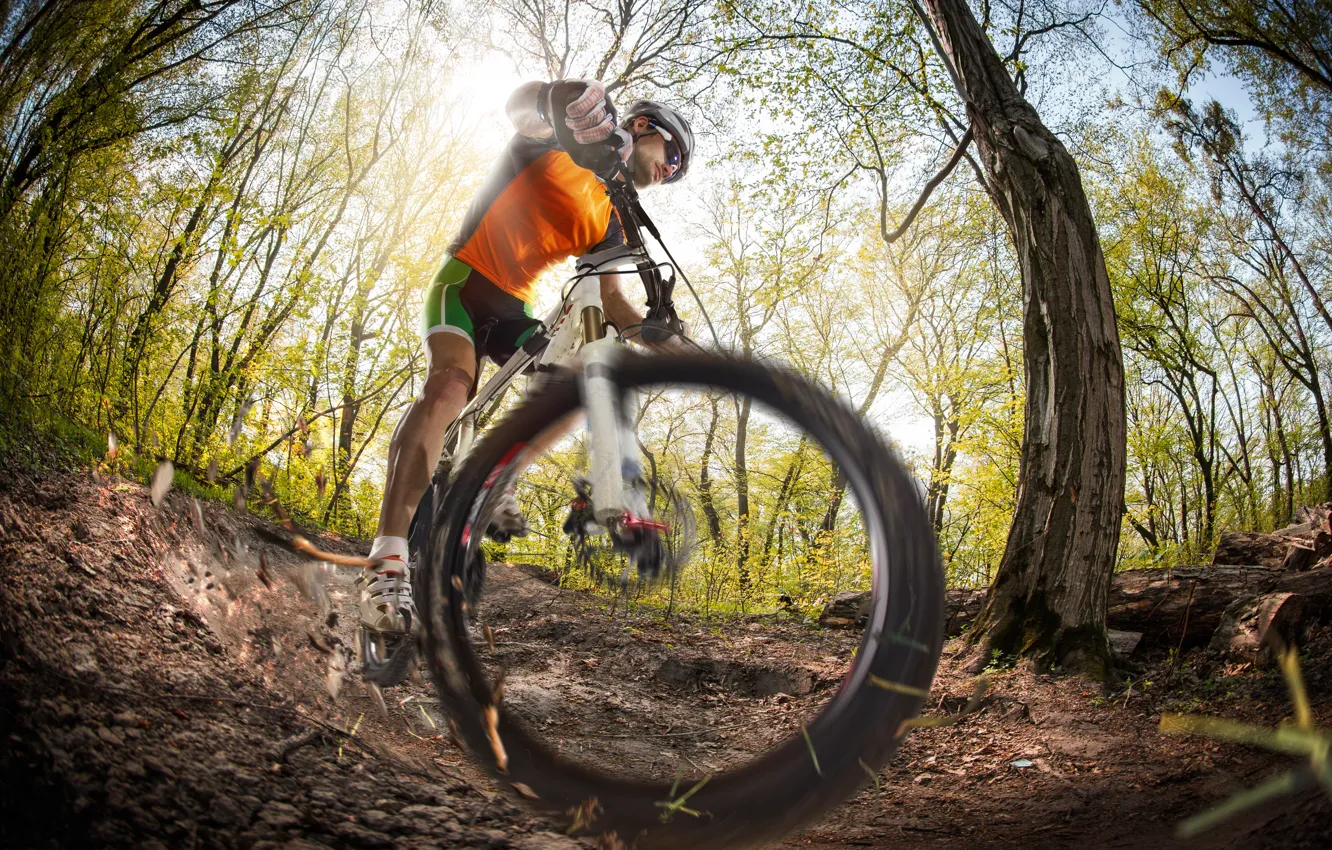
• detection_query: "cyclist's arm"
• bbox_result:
[506,81,553,140]
[599,272,689,353]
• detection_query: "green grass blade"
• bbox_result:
[868,674,930,697]
[1280,647,1314,730]
[1177,770,1304,838]
[1160,714,1324,757]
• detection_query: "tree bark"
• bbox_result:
[1211,530,1293,568]
[920,0,1127,674]
[1209,591,1306,661]
[1106,565,1279,648]
[734,394,752,597]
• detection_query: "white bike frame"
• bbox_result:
[438,245,644,524]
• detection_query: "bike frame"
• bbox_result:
[373,175,681,686]
[437,244,645,524]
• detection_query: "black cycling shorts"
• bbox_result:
[421,257,541,365]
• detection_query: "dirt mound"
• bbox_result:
[0,469,577,849]
[2,467,1331,849]
[655,657,817,697]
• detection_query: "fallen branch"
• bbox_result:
[257,480,375,567]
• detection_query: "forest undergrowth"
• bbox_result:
[6,0,1332,843]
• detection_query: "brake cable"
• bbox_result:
[604,167,722,351]
[635,204,722,351]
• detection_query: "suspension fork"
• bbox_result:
[579,306,642,524]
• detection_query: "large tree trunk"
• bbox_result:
[921,0,1127,674]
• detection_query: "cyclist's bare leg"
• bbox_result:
[357,331,475,677]
[377,332,476,541]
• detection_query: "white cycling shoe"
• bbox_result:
[356,558,415,634]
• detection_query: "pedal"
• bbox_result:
[360,625,418,688]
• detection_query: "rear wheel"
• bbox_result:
[419,352,944,849]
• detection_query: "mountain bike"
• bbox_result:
[366,167,946,849]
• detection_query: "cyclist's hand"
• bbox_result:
[563,81,615,144]
[544,79,628,176]
[565,83,632,163]
[672,320,696,353]
[653,334,694,355]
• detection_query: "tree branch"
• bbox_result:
[880,126,973,245]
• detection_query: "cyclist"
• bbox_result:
[357,80,694,643]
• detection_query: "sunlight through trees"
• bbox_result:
[4,0,1332,657]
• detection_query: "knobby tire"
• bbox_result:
[419,352,945,849]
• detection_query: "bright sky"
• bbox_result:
[452,50,526,135]
[434,23,1270,465]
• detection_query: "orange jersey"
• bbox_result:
[448,135,625,304]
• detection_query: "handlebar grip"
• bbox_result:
[640,313,684,345]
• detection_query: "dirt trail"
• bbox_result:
[2,468,1330,849]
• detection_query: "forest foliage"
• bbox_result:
[3,0,1331,615]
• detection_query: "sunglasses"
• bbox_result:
[645,121,682,182]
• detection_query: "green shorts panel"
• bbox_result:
[420,256,541,364]
[421,257,476,342]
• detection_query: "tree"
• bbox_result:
[1134,0,1332,172]
[0,0,305,398]
[1103,142,1223,552]
[490,0,717,94]
[1136,0,1331,94]
[699,178,841,601]
[919,0,1126,674]
[1162,98,1332,497]
[892,195,1012,538]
